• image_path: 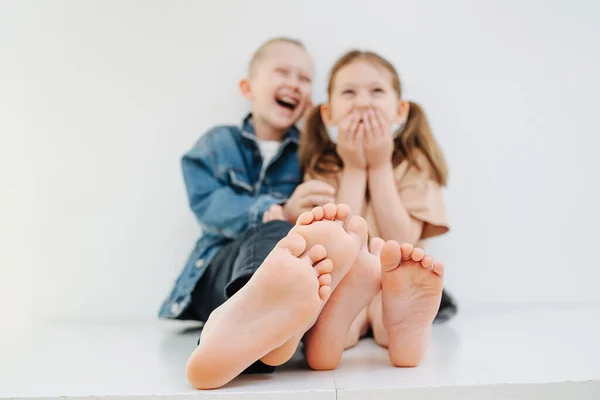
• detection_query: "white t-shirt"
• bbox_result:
[256,138,281,174]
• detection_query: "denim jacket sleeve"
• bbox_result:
[181,132,283,239]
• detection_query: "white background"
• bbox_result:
[1,0,599,329]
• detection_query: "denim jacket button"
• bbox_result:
[194,259,205,269]
[170,303,181,315]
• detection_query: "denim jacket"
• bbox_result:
[159,114,302,319]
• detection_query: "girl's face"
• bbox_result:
[322,61,408,127]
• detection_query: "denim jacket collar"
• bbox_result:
[240,113,300,147]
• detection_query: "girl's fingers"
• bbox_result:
[373,109,387,136]
[340,111,358,141]
[363,110,374,139]
[355,122,365,144]
[368,108,383,137]
[348,111,360,143]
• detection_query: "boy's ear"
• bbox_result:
[396,100,410,123]
[239,78,252,99]
[320,103,332,125]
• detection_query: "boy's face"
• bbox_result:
[241,43,314,132]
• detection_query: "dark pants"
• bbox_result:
[188,220,294,374]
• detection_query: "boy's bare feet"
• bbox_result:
[263,204,286,223]
[303,237,384,370]
[260,203,368,367]
[291,203,368,290]
[380,241,444,367]
[186,233,332,390]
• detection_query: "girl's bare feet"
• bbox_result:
[303,237,384,370]
[186,233,332,390]
[379,241,444,367]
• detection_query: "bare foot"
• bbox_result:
[303,238,384,370]
[263,204,286,223]
[259,258,333,367]
[380,241,444,367]
[260,204,368,367]
[186,233,332,389]
[291,203,368,290]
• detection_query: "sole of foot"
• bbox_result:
[380,241,444,367]
[186,232,332,389]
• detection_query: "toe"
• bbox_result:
[380,240,401,273]
[400,243,414,260]
[277,232,307,257]
[314,258,334,275]
[303,244,327,265]
[322,203,338,220]
[318,273,332,287]
[432,261,445,277]
[421,255,435,270]
[318,285,332,302]
[410,247,425,262]
[311,206,325,221]
[297,210,315,226]
[370,237,386,256]
[344,215,368,244]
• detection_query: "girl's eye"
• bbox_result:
[373,88,384,94]
[299,75,311,83]
[342,89,355,96]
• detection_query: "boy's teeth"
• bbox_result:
[279,96,297,105]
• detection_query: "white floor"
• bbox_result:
[2,304,600,400]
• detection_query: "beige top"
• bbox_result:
[304,151,450,247]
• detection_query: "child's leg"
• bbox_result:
[302,237,384,371]
[186,232,332,390]
[369,241,444,367]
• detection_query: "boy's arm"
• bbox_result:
[182,151,282,239]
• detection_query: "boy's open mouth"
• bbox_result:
[275,95,298,111]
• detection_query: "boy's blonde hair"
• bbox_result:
[300,50,448,186]
[248,37,306,76]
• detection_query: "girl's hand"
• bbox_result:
[337,110,367,170]
[263,204,286,223]
[364,108,394,170]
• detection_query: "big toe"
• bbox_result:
[380,240,402,273]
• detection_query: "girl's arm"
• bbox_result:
[363,108,423,244]
[368,162,423,244]
[330,109,369,215]
[336,167,367,215]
